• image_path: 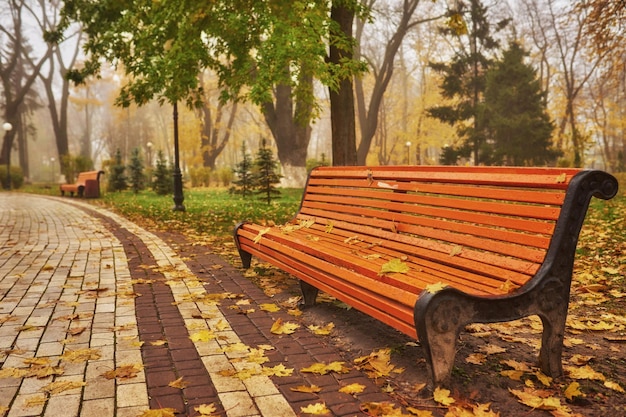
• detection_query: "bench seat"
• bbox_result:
[60,170,104,198]
[234,166,618,385]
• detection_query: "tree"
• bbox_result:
[484,42,558,165]
[1,0,52,174]
[253,139,282,204]
[59,0,366,173]
[354,0,443,165]
[128,147,145,194]
[427,0,510,165]
[230,142,254,198]
[107,149,127,192]
[152,150,172,196]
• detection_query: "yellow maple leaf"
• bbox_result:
[195,403,218,416]
[168,377,188,389]
[604,380,625,393]
[139,408,178,417]
[449,245,463,256]
[564,382,583,400]
[259,303,281,312]
[465,353,487,365]
[151,340,168,346]
[354,348,396,378]
[290,385,322,393]
[433,386,456,406]
[60,348,101,363]
[500,370,524,381]
[300,403,330,415]
[479,344,507,355]
[424,282,448,294]
[339,383,366,394]
[406,407,433,417]
[301,361,350,375]
[43,380,86,395]
[189,330,216,342]
[270,318,300,335]
[565,365,606,381]
[325,222,334,233]
[101,364,143,380]
[534,371,552,387]
[308,322,335,335]
[262,364,294,377]
[555,173,567,183]
[379,258,410,276]
[509,388,562,411]
[253,227,271,243]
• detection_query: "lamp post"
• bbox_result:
[50,157,56,183]
[3,122,13,190]
[172,103,185,211]
[146,141,153,168]
[405,141,411,165]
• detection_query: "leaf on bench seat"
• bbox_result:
[344,235,362,244]
[325,221,334,233]
[379,258,409,276]
[424,282,448,293]
[253,227,271,243]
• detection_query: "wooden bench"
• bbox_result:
[233,166,618,385]
[60,170,104,198]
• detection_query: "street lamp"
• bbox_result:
[3,122,13,190]
[405,141,412,165]
[172,103,185,211]
[50,157,56,183]
[146,141,153,167]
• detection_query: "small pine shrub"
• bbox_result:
[128,148,145,194]
[152,150,173,195]
[108,149,128,192]
[230,142,254,197]
[253,138,282,204]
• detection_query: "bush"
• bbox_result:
[152,150,173,195]
[189,166,212,187]
[0,165,24,189]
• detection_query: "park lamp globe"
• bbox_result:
[2,122,12,132]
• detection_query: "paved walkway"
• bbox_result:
[0,194,393,417]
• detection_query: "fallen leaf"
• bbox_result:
[564,382,583,400]
[339,383,366,394]
[300,403,330,415]
[60,348,101,363]
[301,361,350,375]
[433,386,455,406]
[139,408,178,417]
[604,380,625,392]
[270,318,300,335]
[168,377,188,389]
[379,258,410,275]
[424,282,448,294]
[195,403,218,416]
[101,364,143,380]
[43,380,86,395]
[259,303,281,312]
[290,385,322,393]
[253,227,271,244]
[308,322,335,336]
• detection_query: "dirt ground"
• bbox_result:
[163,231,625,417]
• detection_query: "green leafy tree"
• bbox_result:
[427,0,509,165]
[484,42,559,166]
[152,150,173,196]
[230,142,254,198]
[108,149,127,192]
[59,0,366,169]
[253,139,282,204]
[128,147,145,194]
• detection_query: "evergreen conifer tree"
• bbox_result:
[108,149,128,192]
[427,0,510,165]
[152,150,173,195]
[128,147,145,194]
[230,142,254,197]
[253,138,282,204]
[484,42,559,165]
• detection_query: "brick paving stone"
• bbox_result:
[0,194,409,417]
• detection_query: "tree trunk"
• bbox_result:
[262,80,312,187]
[329,3,357,166]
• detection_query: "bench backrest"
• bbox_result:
[297,166,587,296]
[75,170,103,185]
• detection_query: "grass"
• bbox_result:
[22,184,304,238]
